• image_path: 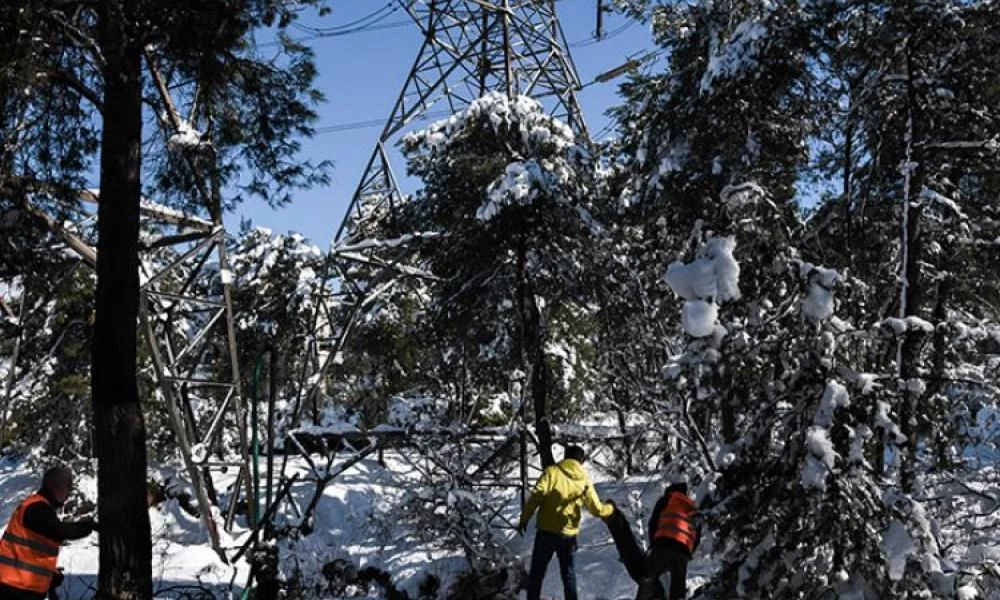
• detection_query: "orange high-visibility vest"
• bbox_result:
[653,492,697,553]
[0,494,60,593]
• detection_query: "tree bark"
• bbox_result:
[93,0,153,597]
[516,240,554,467]
[898,37,926,494]
[929,276,953,470]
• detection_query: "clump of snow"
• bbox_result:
[665,236,740,304]
[806,427,836,466]
[879,317,907,335]
[802,426,837,491]
[803,381,850,491]
[387,395,449,431]
[166,118,212,154]
[847,424,873,466]
[720,182,766,207]
[877,316,935,336]
[479,161,558,221]
[904,316,934,333]
[814,381,850,428]
[404,92,576,158]
[701,19,769,93]
[884,520,916,580]
[856,373,881,395]
[799,262,842,323]
[658,139,690,174]
[875,401,906,443]
[681,299,719,338]
[905,378,927,396]
[664,235,740,337]
[665,257,716,300]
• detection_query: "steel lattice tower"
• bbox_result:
[336,0,588,244]
[268,0,591,540]
[295,0,589,426]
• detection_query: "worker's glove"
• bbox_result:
[48,568,64,599]
[81,518,99,533]
[604,499,617,517]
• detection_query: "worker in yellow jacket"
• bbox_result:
[518,445,615,600]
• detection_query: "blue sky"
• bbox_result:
[232,2,656,247]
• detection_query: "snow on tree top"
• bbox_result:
[403,92,578,157]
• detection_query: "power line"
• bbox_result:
[258,19,411,48]
[292,2,399,35]
[257,2,408,48]
[310,47,662,137]
[569,19,635,48]
[312,109,452,135]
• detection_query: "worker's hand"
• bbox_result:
[81,518,99,533]
[50,568,64,589]
[605,499,617,516]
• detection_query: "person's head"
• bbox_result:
[563,445,586,464]
[41,466,74,506]
[666,478,688,496]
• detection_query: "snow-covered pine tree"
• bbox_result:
[604,0,979,596]
[230,226,324,429]
[394,93,603,466]
[803,1,1000,594]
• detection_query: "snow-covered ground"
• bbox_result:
[0,458,250,600]
[0,451,713,599]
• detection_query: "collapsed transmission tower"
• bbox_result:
[3,53,257,562]
[296,0,589,425]
[270,0,591,536]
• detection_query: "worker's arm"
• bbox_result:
[518,468,553,529]
[647,494,668,543]
[23,503,96,542]
[583,481,614,519]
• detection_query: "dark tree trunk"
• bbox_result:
[898,39,926,494]
[516,240,554,468]
[93,0,153,597]
[898,199,925,493]
[721,391,738,444]
[929,276,953,470]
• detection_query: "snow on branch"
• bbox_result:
[330,231,441,255]
[664,235,740,337]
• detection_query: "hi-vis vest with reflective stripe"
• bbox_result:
[0,494,60,593]
[653,492,697,554]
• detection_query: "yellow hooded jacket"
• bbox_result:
[518,458,613,537]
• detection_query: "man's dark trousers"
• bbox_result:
[526,529,577,600]
[635,544,689,600]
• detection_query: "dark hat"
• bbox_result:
[564,445,586,464]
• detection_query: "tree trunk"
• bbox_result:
[897,39,926,494]
[897,199,925,492]
[516,240,554,467]
[93,0,152,597]
[928,276,953,470]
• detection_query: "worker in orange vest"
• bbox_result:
[636,481,700,600]
[0,467,98,600]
